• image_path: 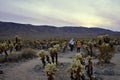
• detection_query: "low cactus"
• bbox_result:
[45,63,57,80]
[68,59,84,80]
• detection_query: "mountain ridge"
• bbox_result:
[0,21,119,39]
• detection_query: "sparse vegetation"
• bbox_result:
[98,35,115,63]
[21,48,37,59]
[68,59,84,80]
[0,35,119,80]
[7,53,20,62]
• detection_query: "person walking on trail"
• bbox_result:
[69,38,74,52]
[77,40,81,52]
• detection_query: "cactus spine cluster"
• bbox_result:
[45,63,57,80]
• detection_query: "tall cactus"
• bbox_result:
[39,50,46,67]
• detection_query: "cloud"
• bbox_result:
[0,0,120,31]
[0,11,76,26]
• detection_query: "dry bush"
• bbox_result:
[7,53,20,62]
[21,48,38,59]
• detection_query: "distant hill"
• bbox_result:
[0,21,120,39]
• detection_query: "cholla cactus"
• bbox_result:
[85,56,93,80]
[39,50,46,67]
[45,63,57,80]
[87,41,94,57]
[74,53,85,65]
[1,42,8,56]
[15,41,23,51]
[61,42,67,52]
[53,44,60,52]
[9,43,14,53]
[39,50,46,58]
[48,47,58,64]
[48,48,53,55]
[97,35,104,45]
[15,36,21,43]
[14,36,23,51]
[86,55,92,61]
[68,59,84,80]
[97,34,110,45]
[98,42,115,63]
[74,53,82,60]
[0,44,3,54]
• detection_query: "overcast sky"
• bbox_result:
[0,0,120,31]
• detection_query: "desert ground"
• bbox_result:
[0,46,120,80]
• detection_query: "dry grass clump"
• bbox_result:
[21,48,38,59]
[7,53,20,62]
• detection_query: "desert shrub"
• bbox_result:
[7,53,20,62]
[21,48,37,59]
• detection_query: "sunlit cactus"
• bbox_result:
[67,59,84,80]
[48,47,59,64]
[53,44,60,52]
[98,42,115,63]
[45,63,57,80]
[74,53,85,65]
[74,53,82,60]
[39,50,46,67]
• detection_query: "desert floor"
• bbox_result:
[0,49,120,80]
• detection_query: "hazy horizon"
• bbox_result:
[0,0,120,31]
[1,20,119,32]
